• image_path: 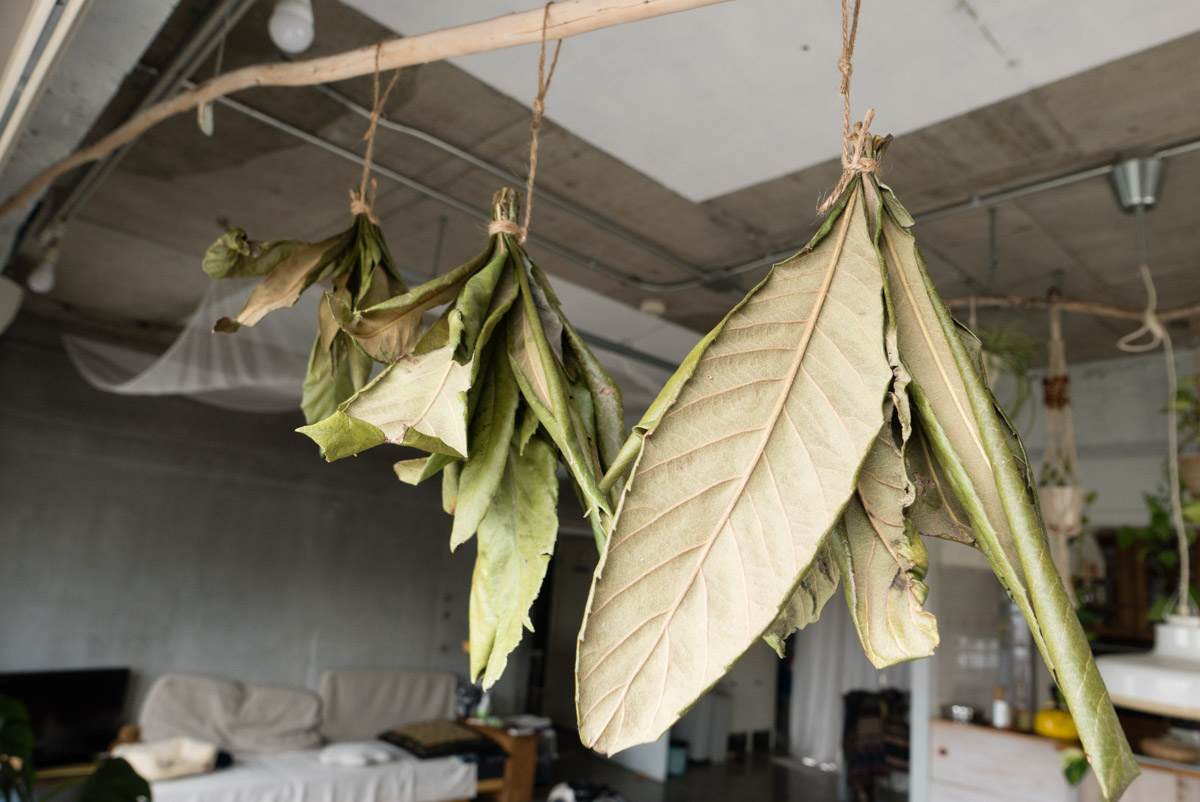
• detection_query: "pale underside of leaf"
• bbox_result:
[297,343,472,460]
[878,196,1137,801]
[345,343,472,458]
[575,185,892,755]
[470,431,558,688]
[394,453,457,486]
[833,421,938,668]
[762,545,839,657]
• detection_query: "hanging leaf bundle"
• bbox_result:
[575,131,1138,801]
[294,188,624,688]
[202,212,407,424]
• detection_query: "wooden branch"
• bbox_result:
[0,0,734,221]
[945,295,1200,324]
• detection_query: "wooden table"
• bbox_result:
[465,723,539,802]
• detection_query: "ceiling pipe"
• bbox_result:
[49,0,259,224]
[211,87,1200,296]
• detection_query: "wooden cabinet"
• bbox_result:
[930,720,1200,802]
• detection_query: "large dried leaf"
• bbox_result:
[833,418,938,668]
[213,234,346,332]
[878,191,1137,800]
[762,545,839,657]
[451,354,521,550]
[297,343,471,461]
[575,185,892,755]
[469,430,558,688]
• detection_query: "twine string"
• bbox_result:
[350,44,402,223]
[817,0,878,214]
[519,2,563,243]
[488,219,522,237]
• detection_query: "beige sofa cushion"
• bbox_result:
[318,668,457,742]
[139,674,322,753]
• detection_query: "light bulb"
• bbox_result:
[27,246,57,294]
[269,0,315,54]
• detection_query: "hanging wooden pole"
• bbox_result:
[946,294,1200,324]
[0,0,734,221]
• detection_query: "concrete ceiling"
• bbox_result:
[346,0,1200,200]
[4,0,1200,368]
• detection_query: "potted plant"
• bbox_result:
[1172,378,1200,497]
[1117,488,1200,622]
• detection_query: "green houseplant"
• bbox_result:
[0,695,149,802]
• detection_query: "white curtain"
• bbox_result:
[789,595,910,766]
[64,278,321,414]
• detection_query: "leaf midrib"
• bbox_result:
[586,186,865,746]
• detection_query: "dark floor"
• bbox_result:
[538,737,840,802]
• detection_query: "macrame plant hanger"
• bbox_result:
[1037,296,1082,607]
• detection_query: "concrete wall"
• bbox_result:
[0,336,527,718]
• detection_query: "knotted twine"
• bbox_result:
[1117,207,1192,615]
[349,44,402,223]
[818,0,878,214]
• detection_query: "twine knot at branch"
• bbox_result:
[488,219,522,237]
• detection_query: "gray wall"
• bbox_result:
[0,336,526,718]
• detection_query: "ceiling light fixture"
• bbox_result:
[26,244,57,294]
[268,0,314,55]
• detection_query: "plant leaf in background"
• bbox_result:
[575,184,893,755]
[78,758,151,802]
[877,184,1138,801]
[0,694,34,802]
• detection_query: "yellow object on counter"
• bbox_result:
[1035,708,1079,740]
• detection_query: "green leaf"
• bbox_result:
[202,228,311,279]
[443,460,460,515]
[469,430,559,688]
[299,343,473,461]
[762,545,839,657]
[451,354,521,550]
[212,232,349,331]
[296,410,387,462]
[833,416,938,667]
[877,186,1138,802]
[1062,748,1090,787]
[78,758,150,802]
[508,261,609,524]
[531,265,626,473]
[336,247,492,363]
[575,183,893,755]
[394,453,457,486]
[301,290,372,425]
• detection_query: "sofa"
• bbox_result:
[123,668,534,802]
